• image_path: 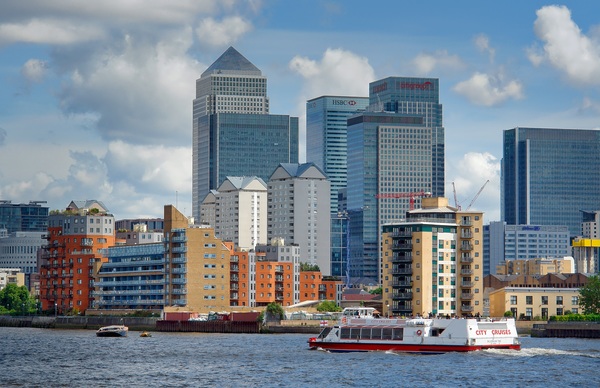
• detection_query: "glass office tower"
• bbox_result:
[306,96,369,213]
[345,77,445,283]
[0,200,49,233]
[502,127,600,237]
[372,77,445,197]
[192,47,299,222]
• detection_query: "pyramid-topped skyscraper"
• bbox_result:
[192,47,298,223]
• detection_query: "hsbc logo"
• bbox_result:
[332,99,357,106]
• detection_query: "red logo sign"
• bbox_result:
[398,81,433,90]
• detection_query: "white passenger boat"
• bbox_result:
[96,325,128,337]
[308,307,520,353]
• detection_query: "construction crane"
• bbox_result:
[375,190,432,210]
[465,180,489,211]
[452,182,461,210]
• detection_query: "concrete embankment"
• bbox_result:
[0,316,157,331]
[531,321,600,338]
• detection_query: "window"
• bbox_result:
[541,296,548,305]
[556,296,563,305]
[510,296,517,305]
[572,296,579,305]
[526,296,533,305]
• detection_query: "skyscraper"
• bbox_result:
[192,47,298,222]
[306,96,369,213]
[0,200,48,233]
[267,163,331,274]
[502,127,600,236]
[346,77,445,282]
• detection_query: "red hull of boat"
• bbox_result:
[308,339,520,353]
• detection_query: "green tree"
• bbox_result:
[316,300,342,312]
[265,302,285,320]
[0,284,36,315]
[579,275,600,314]
[299,262,320,272]
[369,287,382,295]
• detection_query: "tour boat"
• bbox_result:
[96,325,129,337]
[308,307,520,353]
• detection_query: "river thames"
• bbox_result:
[1,327,599,387]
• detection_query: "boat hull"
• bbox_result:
[96,331,127,337]
[308,339,520,353]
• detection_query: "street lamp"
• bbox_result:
[387,304,390,318]
[54,302,57,318]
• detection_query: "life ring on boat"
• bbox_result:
[416,330,422,336]
[341,317,347,324]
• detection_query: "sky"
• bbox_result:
[1,1,599,222]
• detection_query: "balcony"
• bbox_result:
[172,288,187,295]
[460,230,473,239]
[460,243,473,251]
[171,235,187,243]
[392,292,413,300]
[391,281,412,287]
[393,243,413,250]
[230,265,239,272]
[171,278,187,284]
[461,281,474,287]
[172,267,187,274]
[460,255,473,263]
[231,275,239,282]
[461,305,474,312]
[392,230,413,238]
[172,246,187,253]
[460,269,474,275]
[461,293,474,300]
[172,256,187,264]
[392,267,412,275]
[392,254,412,263]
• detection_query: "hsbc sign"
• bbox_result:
[332,99,357,106]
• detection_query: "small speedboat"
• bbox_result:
[96,325,128,337]
[140,331,152,337]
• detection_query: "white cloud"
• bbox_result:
[21,59,48,83]
[474,34,495,63]
[289,48,376,161]
[0,127,6,146]
[448,152,500,221]
[57,29,202,146]
[412,50,464,75]
[195,16,253,47]
[453,71,523,106]
[0,19,105,45]
[289,48,375,98]
[530,5,600,85]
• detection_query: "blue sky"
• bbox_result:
[1,1,599,221]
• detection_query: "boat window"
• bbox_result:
[349,328,360,339]
[382,328,393,340]
[340,328,351,339]
[318,327,332,339]
[360,328,371,339]
[371,327,382,340]
[429,328,444,337]
[392,328,403,340]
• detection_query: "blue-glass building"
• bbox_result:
[94,243,166,310]
[192,47,299,222]
[502,127,600,237]
[306,96,369,213]
[0,200,48,233]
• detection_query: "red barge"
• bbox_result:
[308,307,520,354]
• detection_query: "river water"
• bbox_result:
[1,327,599,387]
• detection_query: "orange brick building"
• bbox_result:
[40,200,116,314]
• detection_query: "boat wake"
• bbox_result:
[483,347,600,358]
